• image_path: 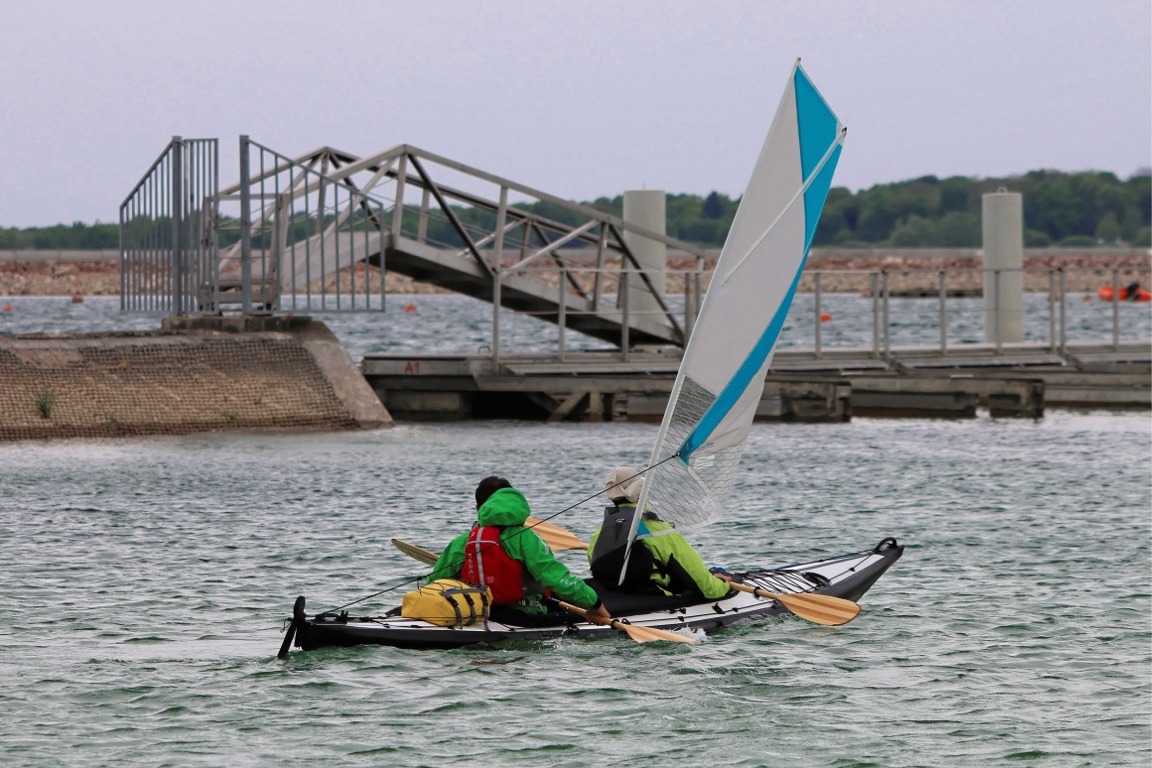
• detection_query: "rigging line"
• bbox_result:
[321,574,427,614]
[766,553,878,588]
[528,451,684,528]
[769,546,877,570]
[718,125,846,289]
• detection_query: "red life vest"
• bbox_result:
[460,525,525,604]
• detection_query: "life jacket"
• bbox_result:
[589,505,658,590]
[460,524,526,605]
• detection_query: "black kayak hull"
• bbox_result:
[285,537,904,653]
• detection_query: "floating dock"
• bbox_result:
[362,342,1150,422]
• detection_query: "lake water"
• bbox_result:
[2,292,1149,363]
[0,297,1150,766]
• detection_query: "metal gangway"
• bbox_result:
[119,136,708,348]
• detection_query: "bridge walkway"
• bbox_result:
[201,141,703,348]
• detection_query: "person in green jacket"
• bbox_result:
[588,466,733,600]
[429,476,611,622]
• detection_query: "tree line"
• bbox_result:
[3,169,1149,251]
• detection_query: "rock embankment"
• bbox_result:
[0,318,392,441]
[1,247,1148,297]
[802,247,1150,295]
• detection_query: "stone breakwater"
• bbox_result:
[0,318,392,441]
[793,247,1151,295]
[1,248,1148,297]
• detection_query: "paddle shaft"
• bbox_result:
[553,599,604,624]
[551,599,698,644]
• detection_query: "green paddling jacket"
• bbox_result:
[588,505,731,600]
[428,487,601,610]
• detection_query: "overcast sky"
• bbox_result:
[2,0,1149,227]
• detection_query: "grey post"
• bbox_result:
[239,135,252,315]
[813,271,823,358]
[171,136,184,315]
[938,269,948,353]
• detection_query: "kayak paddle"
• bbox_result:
[727,582,860,625]
[514,518,864,626]
[550,599,698,644]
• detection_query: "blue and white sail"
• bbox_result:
[622,61,845,574]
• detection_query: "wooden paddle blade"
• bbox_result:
[525,517,588,551]
[611,619,699,644]
[734,583,860,626]
[391,538,440,565]
[767,591,860,626]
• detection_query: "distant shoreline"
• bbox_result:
[1,247,1147,296]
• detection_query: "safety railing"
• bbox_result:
[488,263,1151,363]
[119,137,218,314]
[118,136,1149,361]
[808,265,1152,357]
[212,137,392,313]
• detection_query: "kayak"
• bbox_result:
[277,72,901,657]
[280,537,904,653]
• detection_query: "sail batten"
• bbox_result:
[618,62,845,583]
[720,124,847,288]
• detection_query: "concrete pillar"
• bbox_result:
[982,190,1024,344]
[622,190,666,327]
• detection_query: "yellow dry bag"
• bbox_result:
[401,579,492,627]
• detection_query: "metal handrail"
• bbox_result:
[491,262,1151,365]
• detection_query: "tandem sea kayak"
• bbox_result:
[279,537,904,653]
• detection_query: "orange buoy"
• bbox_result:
[1098,284,1152,302]
[404,304,418,313]
[71,293,84,303]
[1,304,11,313]
[1082,295,1093,302]
[820,313,832,322]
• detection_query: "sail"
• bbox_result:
[622,62,845,575]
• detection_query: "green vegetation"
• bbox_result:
[811,170,1151,248]
[3,169,1148,250]
[1,221,119,249]
[400,169,1150,251]
[35,391,57,419]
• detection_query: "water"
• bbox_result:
[1,414,1149,766]
[2,293,1149,363]
[1,297,1150,765]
